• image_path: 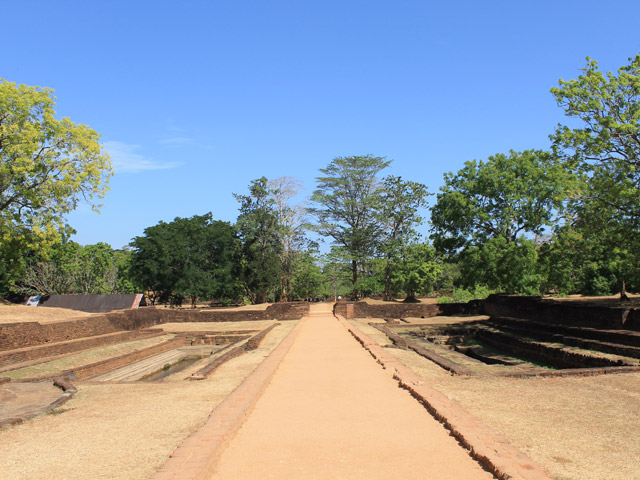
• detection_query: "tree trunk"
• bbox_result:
[383,254,392,301]
[620,278,629,301]
[280,277,287,302]
[255,290,267,304]
[351,259,358,299]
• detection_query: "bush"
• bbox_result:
[437,285,493,304]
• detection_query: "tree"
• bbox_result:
[290,249,323,301]
[551,54,640,296]
[234,178,281,303]
[430,150,577,293]
[130,214,240,306]
[0,80,112,290]
[309,155,391,295]
[17,241,124,295]
[318,247,352,300]
[376,176,429,300]
[388,243,441,301]
[267,177,307,302]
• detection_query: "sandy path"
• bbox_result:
[210,305,494,480]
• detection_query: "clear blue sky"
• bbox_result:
[4,1,640,249]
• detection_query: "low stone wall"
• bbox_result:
[69,337,187,381]
[483,295,640,331]
[190,323,280,380]
[0,311,160,351]
[0,302,309,352]
[0,329,163,368]
[333,300,482,319]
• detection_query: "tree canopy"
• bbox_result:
[376,175,429,300]
[130,214,240,306]
[309,155,391,293]
[430,150,578,294]
[0,79,112,293]
[551,54,640,225]
[0,80,112,244]
[234,178,282,303]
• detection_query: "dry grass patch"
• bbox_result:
[0,321,296,480]
[2,335,175,380]
[350,319,640,480]
[0,304,94,324]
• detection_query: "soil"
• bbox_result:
[211,305,494,480]
[2,299,638,480]
[0,322,296,480]
[353,317,640,480]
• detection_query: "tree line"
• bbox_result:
[1,53,639,303]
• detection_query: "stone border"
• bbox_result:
[0,329,165,372]
[338,315,551,480]
[371,323,473,376]
[150,317,306,480]
[189,323,280,380]
[382,322,640,378]
[0,376,77,429]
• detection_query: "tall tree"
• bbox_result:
[234,178,281,303]
[551,53,640,296]
[290,249,323,301]
[0,80,112,290]
[309,155,391,295]
[268,176,307,302]
[376,176,429,300]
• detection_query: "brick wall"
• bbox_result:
[0,302,309,352]
[333,301,482,319]
[0,330,162,367]
[483,295,640,331]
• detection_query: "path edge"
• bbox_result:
[150,317,306,480]
[337,315,552,480]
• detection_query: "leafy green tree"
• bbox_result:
[234,178,281,303]
[17,241,78,295]
[376,176,429,300]
[290,250,323,301]
[540,207,640,296]
[72,242,118,294]
[17,241,124,295]
[0,80,112,291]
[391,243,442,301]
[130,214,240,306]
[551,54,640,221]
[318,247,352,300]
[431,150,577,294]
[113,247,141,294]
[309,155,391,294]
[551,54,640,296]
[458,237,543,295]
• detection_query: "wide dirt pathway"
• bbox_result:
[210,304,494,479]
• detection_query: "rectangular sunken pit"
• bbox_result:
[384,318,640,377]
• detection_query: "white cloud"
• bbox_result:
[104,141,179,173]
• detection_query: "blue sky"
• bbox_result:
[3,1,640,249]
